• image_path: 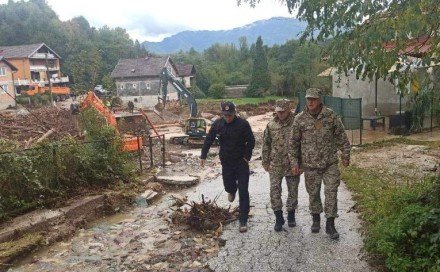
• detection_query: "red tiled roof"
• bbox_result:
[383,36,432,57]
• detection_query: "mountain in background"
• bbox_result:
[142,17,307,54]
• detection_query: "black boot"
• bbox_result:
[287,210,296,227]
[274,210,285,232]
[326,217,339,239]
[311,213,320,233]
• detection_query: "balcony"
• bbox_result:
[14,76,69,86]
[30,53,55,59]
[30,65,59,72]
[50,76,69,84]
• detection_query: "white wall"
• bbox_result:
[119,92,179,110]
[332,72,408,116]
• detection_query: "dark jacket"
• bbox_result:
[200,116,255,162]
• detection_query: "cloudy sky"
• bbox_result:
[1,0,292,42]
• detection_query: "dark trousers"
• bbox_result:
[221,159,250,223]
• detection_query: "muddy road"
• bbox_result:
[9,146,372,272]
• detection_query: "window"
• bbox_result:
[146,83,151,90]
[0,67,6,76]
[1,85,8,92]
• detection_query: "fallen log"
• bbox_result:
[36,128,55,143]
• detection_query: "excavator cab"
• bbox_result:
[170,117,217,146]
[185,118,207,137]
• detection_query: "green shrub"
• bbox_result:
[343,166,440,272]
[190,85,207,99]
[0,109,136,221]
[15,96,31,105]
[208,83,225,99]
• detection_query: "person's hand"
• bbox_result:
[263,164,270,172]
[342,159,350,167]
[291,166,300,176]
[200,159,206,167]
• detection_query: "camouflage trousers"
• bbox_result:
[269,169,300,212]
[304,163,341,218]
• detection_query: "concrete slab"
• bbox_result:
[156,175,200,186]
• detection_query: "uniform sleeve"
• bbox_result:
[200,121,218,160]
[261,124,271,165]
[288,117,301,168]
[243,121,255,161]
[334,116,351,161]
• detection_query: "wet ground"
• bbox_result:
[9,154,372,272]
[198,166,371,272]
[9,111,438,272]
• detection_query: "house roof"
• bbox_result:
[111,56,174,78]
[175,64,196,77]
[317,67,334,77]
[383,36,432,58]
[0,56,18,71]
[0,43,61,59]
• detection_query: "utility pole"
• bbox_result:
[45,52,54,105]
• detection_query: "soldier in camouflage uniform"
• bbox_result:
[262,99,300,232]
[288,88,351,239]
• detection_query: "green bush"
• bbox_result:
[208,83,225,99]
[15,95,31,105]
[190,85,207,99]
[343,166,440,271]
[0,110,136,221]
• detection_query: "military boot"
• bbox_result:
[274,210,285,232]
[287,210,296,227]
[311,213,320,233]
[326,217,339,239]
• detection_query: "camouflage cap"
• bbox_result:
[305,88,322,98]
[221,101,236,114]
[274,99,290,111]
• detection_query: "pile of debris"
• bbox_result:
[170,195,239,232]
[0,107,79,147]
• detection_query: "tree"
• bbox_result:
[246,36,270,97]
[238,0,440,91]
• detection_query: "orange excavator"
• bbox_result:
[80,91,141,152]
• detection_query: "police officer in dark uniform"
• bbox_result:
[200,101,255,233]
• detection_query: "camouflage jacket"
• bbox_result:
[262,112,295,175]
[288,106,350,169]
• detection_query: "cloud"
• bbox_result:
[1,0,292,42]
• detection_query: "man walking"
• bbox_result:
[288,88,351,239]
[262,99,300,232]
[200,101,255,233]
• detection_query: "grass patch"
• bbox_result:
[356,137,440,152]
[0,232,44,262]
[342,160,440,271]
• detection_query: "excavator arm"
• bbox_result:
[80,91,119,132]
[160,67,198,117]
[80,91,141,152]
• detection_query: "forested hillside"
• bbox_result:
[0,0,330,97]
[0,0,146,93]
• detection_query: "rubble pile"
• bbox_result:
[170,195,239,232]
[0,107,79,146]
